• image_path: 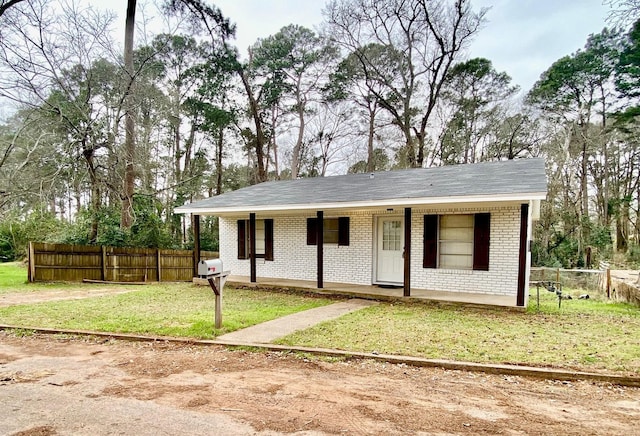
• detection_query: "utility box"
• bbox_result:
[198,259,223,277]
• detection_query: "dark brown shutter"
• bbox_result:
[237,220,247,259]
[517,204,529,307]
[338,217,350,246]
[423,214,438,268]
[265,219,274,261]
[307,218,317,245]
[473,213,491,271]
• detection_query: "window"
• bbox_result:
[306,217,350,246]
[382,220,402,251]
[323,218,340,244]
[237,219,274,260]
[439,215,473,269]
[423,213,490,271]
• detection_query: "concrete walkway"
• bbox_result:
[216,298,378,343]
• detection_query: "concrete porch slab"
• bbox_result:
[225,275,519,308]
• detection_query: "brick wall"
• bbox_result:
[219,203,524,298]
[409,206,521,297]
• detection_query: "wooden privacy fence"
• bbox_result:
[28,242,218,283]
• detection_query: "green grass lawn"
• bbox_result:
[0,262,29,290]
[276,291,640,374]
[0,262,91,294]
[0,284,336,338]
[0,261,336,338]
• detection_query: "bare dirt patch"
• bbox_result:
[1,332,639,435]
[0,287,139,307]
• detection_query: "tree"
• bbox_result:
[0,0,126,241]
[605,0,640,28]
[438,58,518,164]
[185,41,239,196]
[348,148,390,173]
[616,19,640,121]
[528,27,630,261]
[324,0,486,168]
[299,102,356,176]
[528,29,621,222]
[250,25,338,179]
[325,44,393,172]
[0,0,27,18]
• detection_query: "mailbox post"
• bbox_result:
[198,259,229,330]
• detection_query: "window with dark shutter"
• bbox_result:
[237,220,247,259]
[473,213,490,271]
[238,218,274,260]
[423,213,491,270]
[423,214,438,268]
[307,217,350,245]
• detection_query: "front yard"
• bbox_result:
[1,262,638,374]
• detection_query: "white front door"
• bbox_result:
[376,217,404,284]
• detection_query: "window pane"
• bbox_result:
[440,254,473,269]
[441,214,473,228]
[254,220,266,254]
[439,214,473,270]
[382,220,402,251]
[440,241,473,255]
[440,227,473,241]
[324,218,339,244]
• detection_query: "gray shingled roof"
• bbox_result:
[176,158,547,213]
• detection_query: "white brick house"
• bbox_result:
[177,159,547,307]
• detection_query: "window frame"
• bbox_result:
[438,214,474,270]
[237,218,274,260]
[306,217,350,246]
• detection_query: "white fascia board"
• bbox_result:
[176,192,547,215]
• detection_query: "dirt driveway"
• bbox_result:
[1,332,639,435]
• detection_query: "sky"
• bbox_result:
[213,0,613,93]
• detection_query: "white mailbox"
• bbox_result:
[198,259,223,277]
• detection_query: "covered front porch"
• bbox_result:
[225,275,520,308]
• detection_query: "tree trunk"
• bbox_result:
[121,0,137,229]
[366,105,375,172]
[238,67,267,183]
[270,106,280,178]
[581,138,589,219]
[601,91,609,227]
[216,127,223,195]
[291,100,305,179]
[183,121,196,177]
[83,148,101,244]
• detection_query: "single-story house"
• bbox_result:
[176,158,547,307]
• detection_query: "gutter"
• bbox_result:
[175,192,548,215]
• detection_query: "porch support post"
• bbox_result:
[404,207,411,297]
[192,214,201,277]
[249,213,257,283]
[317,210,324,289]
[517,203,529,306]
